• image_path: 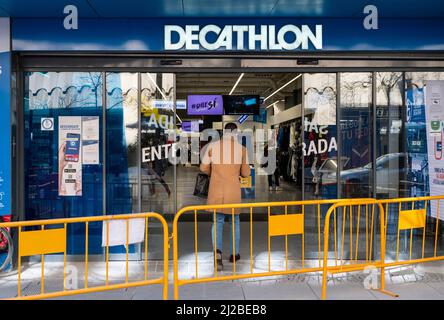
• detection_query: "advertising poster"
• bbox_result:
[0,18,11,216]
[406,86,429,199]
[82,116,99,165]
[58,116,82,196]
[425,80,444,219]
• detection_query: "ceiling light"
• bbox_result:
[175,112,182,124]
[266,100,284,109]
[263,74,301,102]
[229,73,245,95]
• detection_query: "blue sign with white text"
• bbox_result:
[11,17,444,52]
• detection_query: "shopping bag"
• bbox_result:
[193,173,210,198]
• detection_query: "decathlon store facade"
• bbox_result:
[2,15,444,256]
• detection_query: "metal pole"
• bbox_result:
[301,73,305,200]
[372,72,377,198]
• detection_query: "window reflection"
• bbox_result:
[106,73,139,214]
[404,72,444,199]
[339,73,373,198]
[24,72,103,254]
[375,72,406,199]
[140,73,175,214]
[304,73,337,200]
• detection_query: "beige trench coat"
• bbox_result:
[200,135,250,214]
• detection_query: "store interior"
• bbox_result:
[145,73,307,215]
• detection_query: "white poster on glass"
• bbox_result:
[425,80,444,219]
[101,218,146,247]
[82,116,100,165]
[58,116,82,196]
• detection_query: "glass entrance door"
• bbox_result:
[105,72,176,260]
[140,73,176,215]
[140,73,176,260]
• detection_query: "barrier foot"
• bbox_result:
[372,288,399,298]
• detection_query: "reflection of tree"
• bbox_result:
[85,72,103,108]
[377,72,402,106]
[64,72,103,108]
[342,75,372,107]
[106,88,139,111]
[305,86,336,106]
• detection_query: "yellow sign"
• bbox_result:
[19,227,66,257]
[269,214,304,236]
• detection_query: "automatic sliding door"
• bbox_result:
[339,73,373,198]
[105,72,139,258]
[140,73,176,215]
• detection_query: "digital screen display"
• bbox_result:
[187,95,224,115]
[223,95,260,115]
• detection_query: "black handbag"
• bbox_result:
[193,173,210,198]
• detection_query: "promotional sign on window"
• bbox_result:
[58,116,82,196]
[82,116,100,165]
[425,80,444,220]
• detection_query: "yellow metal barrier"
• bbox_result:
[320,195,444,299]
[0,212,169,300]
[321,199,393,299]
[377,195,444,271]
[172,198,369,300]
[4,195,443,300]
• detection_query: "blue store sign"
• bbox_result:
[11,17,444,52]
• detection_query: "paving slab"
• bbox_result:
[242,281,317,300]
[308,281,378,300]
[176,282,245,300]
[371,282,444,300]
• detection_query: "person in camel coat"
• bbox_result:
[200,122,250,271]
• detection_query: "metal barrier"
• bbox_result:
[377,195,444,272]
[172,199,366,300]
[321,199,392,299]
[4,195,444,300]
[0,212,169,300]
[321,195,444,299]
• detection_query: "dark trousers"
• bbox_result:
[268,169,280,187]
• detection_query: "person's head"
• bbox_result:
[224,122,238,134]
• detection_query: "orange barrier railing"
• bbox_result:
[377,195,444,270]
[0,212,169,300]
[3,195,444,300]
[172,198,370,300]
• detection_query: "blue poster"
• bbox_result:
[0,18,11,216]
[406,86,429,198]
